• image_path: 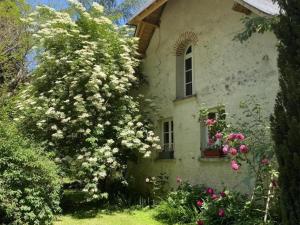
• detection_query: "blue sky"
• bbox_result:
[27,0,124,9]
[27,0,69,9]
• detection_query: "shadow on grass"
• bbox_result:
[60,189,149,220]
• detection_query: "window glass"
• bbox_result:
[184,46,193,97]
[162,120,174,151]
[185,58,192,70]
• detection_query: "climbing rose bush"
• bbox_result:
[16,0,160,199]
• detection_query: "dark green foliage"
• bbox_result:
[154,182,280,225]
[0,108,61,225]
[271,1,300,224]
[234,16,278,43]
[154,183,203,224]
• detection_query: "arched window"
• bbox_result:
[184,46,193,96]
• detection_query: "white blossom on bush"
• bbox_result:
[17,0,159,199]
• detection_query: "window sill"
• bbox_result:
[173,94,197,103]
[157,151,175,160]
[198,156,230,162]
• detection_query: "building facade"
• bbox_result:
[128,0,279,192]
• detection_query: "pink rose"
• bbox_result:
[220,191,226,198]
[222,145,229,154]
[208,138,214,146]
[239,145,249,153]
[206,119,217,126]
[197,200,203,207]
[215,132,223,140]
[261,159,269,165]
[206,187,214,195]
[211,194,219,200]
[196,220,204,225]
[218,208,225,217]
[231,160,240,171]
[230,148,237,156]
[236,133,245,141]
[227,133,236,140]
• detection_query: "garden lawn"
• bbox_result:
[54,208,165,225]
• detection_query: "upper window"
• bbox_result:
[184,46,193,97]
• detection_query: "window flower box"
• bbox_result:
[159,150,174,159]
[203,149,224,158]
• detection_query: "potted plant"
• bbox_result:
[203,140,224,157]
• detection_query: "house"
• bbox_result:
[128,0,279,192]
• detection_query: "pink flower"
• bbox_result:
[220,191,226,198]
[197,200,203,207]
[218,208,225,217]
[206,187,214,195]
[206,119,217,126]
[230,148,237,156]
[231,160,240,171]
[227,133,236,141]
[215,132,223,140]
[208,138,214,146]
[222,145,229,154]
[261,159,269,165]
[196,220,204,225]
[239,145,249,153]
[236,133,245,141]
[176,176,182,184]
[211,194,219,200]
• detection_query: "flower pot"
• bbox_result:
[158,151,174,159]
[203,149,223,158]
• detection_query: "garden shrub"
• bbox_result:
[17,0,160,200]
[0,112,61,225]
[154,182,204,224]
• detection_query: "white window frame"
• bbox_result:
[162,119,174,152]
[184,45,193,97]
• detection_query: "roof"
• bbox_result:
[129,0,280,56]
[235,0,280,16]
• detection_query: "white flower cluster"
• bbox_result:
[16,2,159,200]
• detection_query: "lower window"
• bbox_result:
[200,107,226,158]
[159,119,174,159]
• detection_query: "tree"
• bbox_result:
[270,1,300,224]
[17,0,159,200]
[78,0,147,24]
[0,0,30,92]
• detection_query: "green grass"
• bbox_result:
[54,208,166,225]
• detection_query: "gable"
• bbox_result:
[128,0,280,57]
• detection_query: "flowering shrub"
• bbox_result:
[154,182,204,224]
[16,0,160,200]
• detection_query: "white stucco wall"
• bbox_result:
[129,0,279,193]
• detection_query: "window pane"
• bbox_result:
[185,58,192,71]
[208,112,216,119]
[164,132,169,144]
[185,70,192,83]
[185,83,192,96]
[171,121,173,132]
[164,121,169,132]
[186,46,192,54]
[219,109,226,120]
